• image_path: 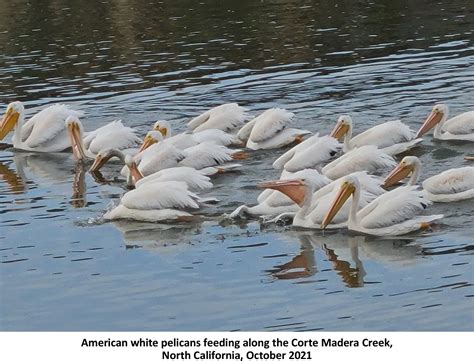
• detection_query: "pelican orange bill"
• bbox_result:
[383,162,413,188]
[0,108,19,140]
[416,110,443,138]
[321,182,355,229]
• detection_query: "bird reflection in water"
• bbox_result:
[70,163,87,208]
[111,221,203,251]
[267,232,420,287]
[0,158,26,194]
[0,151,88,207]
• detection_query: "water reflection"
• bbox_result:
[112,221,203,251]
[268,232,421,288]
[1,151,88,206]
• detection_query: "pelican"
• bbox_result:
[272,134,341,172]
[66,116,142,161]
[258,172,385,228]
[0,101,82,152]
[122,137,243,182]
[416,104,474,141]
[330,115,422,155]
[321,175,443,236]
[321,145,396,180]
[153,120,242,147]
[383,156,474,202]
[103,181,213,222]
[237,108,311,150]
[187,103,249,133]
[133,166,213,192]
[229,169,331,219]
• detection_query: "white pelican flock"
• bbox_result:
[1,101,472,236]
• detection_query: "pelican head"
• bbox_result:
[139,130,163,152]
[0,101,24,140]
[152,120,171,138]
[125,154,143,183]
[416,103,448,138]
[383,156,421,188]
[65,115,86,161]
[89,148,124,172]
[257,178,307,206]
[330,115,352,140]
[321,175,358,229]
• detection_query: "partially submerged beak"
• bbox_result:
[416,111,443,138]
[257,179,306,206]
[321,182,355,229]
[0,108,19,140]
[67,122,86,161]
[139,135,157,152]
[464,156,474,161]
[127,160,144,183]
[383,162,413,188]
[330,121,349,140]
[89,154,109,172]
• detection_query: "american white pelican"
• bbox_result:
[122,138,242,182]
[321,175,443,236]
[187,103,249,133]
[258,172,384,228]
[321,145,396,180]
[66,116,142,161]
[229,169,331,218]
[416,104,474,141]
[383,156,474,202]
[330,115,422,155]
[272,134,341,172]
[133,166,213,192]
[237,108,311,150]
[153,120,242,147]
[0,101,82,152]
[103,181,212,222]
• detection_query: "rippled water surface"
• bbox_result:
[1,0,473,331]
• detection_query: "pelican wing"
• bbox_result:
[248,108,294,143]
[350,120,415,149]
[284,135,341,172]
[322,145,396,179]
[272,133,320,169]
[139,143,185,175]
[83,120,125,149]
[359,186,431,229]
[188,103,248,132]
[180,143,233,168]
[88,127,141,154]
[443,111,474,135]
[23,104,82,148]
[193,129,240,146]
[121,181,200,210]
[136,167,212,191]
[422,167,474,194]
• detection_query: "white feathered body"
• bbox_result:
[322,145,396,179]
[422,166,474,202]
[439,111,474,141]
[240,108,311,150]
[349,120,421,155]
[187,103,248,133]
[293,172,385,229]
[16,104,83,152]
[275,135,341,172]
[350,186,443,236]
[104,181,203,222]
[135,167,213,192]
